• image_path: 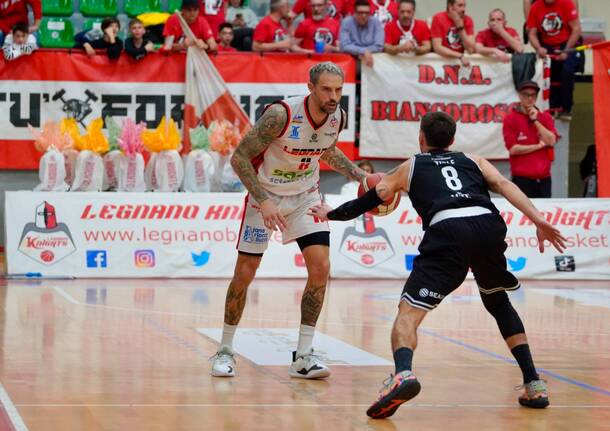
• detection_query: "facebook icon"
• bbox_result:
[86,250,107,268]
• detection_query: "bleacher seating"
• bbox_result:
[79,0,119,17]
[39,17,75,48]
[42,0,74,17]
[124,0,162,17]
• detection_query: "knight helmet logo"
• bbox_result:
[339,213,394,268]
[18,201,76,265]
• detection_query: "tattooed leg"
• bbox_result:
[224,253,262,325]
[300,245,331,326]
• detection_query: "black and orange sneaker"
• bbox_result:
[366,371,421,419]
[517,379,550,409]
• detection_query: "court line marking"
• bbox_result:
[417,327,610,398]
[0,382,29,431]
[51,287,610,336]
[12,403,610,409]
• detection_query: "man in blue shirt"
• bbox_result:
[339,0,384,67]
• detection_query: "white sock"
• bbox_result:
[220,323,237,351]
[296,324,315,357]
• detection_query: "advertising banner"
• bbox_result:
[5,192,609,280]
[360,53,547,159]
[0,52,356,169]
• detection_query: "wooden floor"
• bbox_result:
[0,277,608,431]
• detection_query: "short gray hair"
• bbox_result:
[270,0,286,12]
[309,62,344,84]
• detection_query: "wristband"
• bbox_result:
[327,187,384,221]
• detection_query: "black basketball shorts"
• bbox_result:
[401,213,520,311]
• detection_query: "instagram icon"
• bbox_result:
[134,249,156,268]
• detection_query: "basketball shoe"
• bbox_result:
[288,348,330,379]
[517,379,549,408]
[210,345,236,377]
[366,371,421,419]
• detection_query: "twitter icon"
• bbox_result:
[507,257,526,272]
[192,251,211,267]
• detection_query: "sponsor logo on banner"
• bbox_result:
[52,88,97,127]
[404,254,417,271]
[135,249,156,268]
[294,254,306,267]
[18,201,76,265]
[191,251,211,267]
[86,250,107,268]
[81,203,200,220]
[555,255,575,272]
[508,257,527,272]
[340,214,394,267]
[243,226,268,244]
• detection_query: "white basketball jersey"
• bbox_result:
[256,95,344,196]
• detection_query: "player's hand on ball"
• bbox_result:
[260,199,286,232]
[308,203,333,221]
[535,220,567,253]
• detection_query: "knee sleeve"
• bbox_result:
[481,291,525,339]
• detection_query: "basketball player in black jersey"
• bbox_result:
[309,112,566,418]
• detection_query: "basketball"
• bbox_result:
[357,173,401,216]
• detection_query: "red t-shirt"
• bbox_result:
[253,15,288,45]
[503,108,558,179]
[201,0,227,38]
[430,11,475,53]
[475,27,520,52]
[292,0,349,22]
[295,17,339,50]
[384,18,431,46]
[163,14,214,41]
[217,44,237,52]
[368,0,398,27]
[0,0,41,33]
[526,0,578,47]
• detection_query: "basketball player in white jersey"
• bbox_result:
[210,62,366,379]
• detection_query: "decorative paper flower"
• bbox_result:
[208,120,242,156]
[78,118,109,154]
[118,118,146,159]
[61,118,83,150]
[105,116,121,151]
[142,116,181,153]
[189,125,210,151]
[28,121,73,152]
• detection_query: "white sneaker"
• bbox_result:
[210,345,236,377]
[289,348,330,379]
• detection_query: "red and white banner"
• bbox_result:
[360,53,547,159]
[5,192,609,279]
[0,51,356,169]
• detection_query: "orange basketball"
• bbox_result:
[357,173,401,216]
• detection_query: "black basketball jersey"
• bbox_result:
[408,150,499,230]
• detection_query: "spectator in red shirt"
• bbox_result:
[163,0,217,53]
[290,0,349,23]
[217,22,237,51]
[431,0,475,67]
[383,0,431,56]
[0,0,40,45]
[476,9,523,63]
[293,0,340,53]
[252,0,292,52]
[527,0,581,121]
[503,81,558,198]
[201,0,227,39]
[522,0,579,43]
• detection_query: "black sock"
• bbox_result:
[393,347,413,374]
[511,344,539,384]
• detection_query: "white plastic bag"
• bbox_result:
[154,150,184,192]
[34,149,68,191]
[102,149,122,190]
[182,150,215,192]
[70,150,104,191]
[145,152,158,191]
[118,153,146,192]
[62,148,78,188]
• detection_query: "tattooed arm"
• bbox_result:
[230,103,287,203]
[320,109,367,182]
